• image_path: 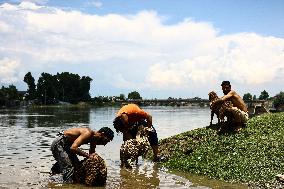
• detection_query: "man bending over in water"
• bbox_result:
[212,81,249,132]
[113,103,162,162]
[50,127,114,182]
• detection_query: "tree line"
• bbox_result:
[243,90,284,110]
[24,72,92,104]
[243,90,270,101]
[0,71,143,106]
[0,72,283,109]
[0,85,21,106]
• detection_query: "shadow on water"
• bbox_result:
[171,171,248,189]
[0,107,248,189]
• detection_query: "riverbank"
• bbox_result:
[157,112,284,188]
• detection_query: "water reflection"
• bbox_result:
[27,107,91,128]
[117,163,160,189]
[0,107,91,128]
[0,106,246,189]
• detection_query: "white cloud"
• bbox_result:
[146,33,284,90]
[4,0,48,6]
[18,1,44,9]
[0,58,21,83]
[0,2,283,97]
[87,1,103,8]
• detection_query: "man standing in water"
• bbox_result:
[50,127,114,182]
[212,81,249,132]
[113,103,161,162]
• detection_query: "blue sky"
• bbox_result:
[0,0,283,99]
[36,0,284,38]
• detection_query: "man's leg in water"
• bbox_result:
[148,127,161,161]
[51,138,77,182]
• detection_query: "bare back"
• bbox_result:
[64,128,92,142]
[64,128,94,151]
[222,90,248,112]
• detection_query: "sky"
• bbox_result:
[0,0,283,99]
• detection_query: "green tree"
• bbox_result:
[273,91,284,109]
[0,85,19,106]
[37,73,58,105]
[79,76,92,101]
[243,93,252,101]
[24,71,93,104]
[119,94,125,101]
[56,72,92,103]
[0,86,5,105]
[259,90,269,100]
[7,85,19,100]
[253,95,257,100]
[0,85,19,100]
[128,91,142,100]
[23,72,37,100]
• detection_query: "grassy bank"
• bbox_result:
[157,112,284,188]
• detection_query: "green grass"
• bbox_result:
[158,113,284,187]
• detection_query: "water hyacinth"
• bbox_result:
[156,113,284,188]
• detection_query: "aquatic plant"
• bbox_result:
[157,113,284,188]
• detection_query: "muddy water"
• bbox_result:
[0,106,248,188]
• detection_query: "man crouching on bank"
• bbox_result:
[212,81,249,132]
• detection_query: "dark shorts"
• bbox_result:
[129,121,159,146]
[51,135,79,181]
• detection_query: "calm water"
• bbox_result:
[0,106,247,189]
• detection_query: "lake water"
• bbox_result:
[0,106,247,189]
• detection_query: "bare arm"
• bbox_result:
[89,141,96,155]
[70,132,91,158]
[121,113,130,129]
[212,91,234,110]
[221,91,235,101]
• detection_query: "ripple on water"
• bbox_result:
[0,107,245,189]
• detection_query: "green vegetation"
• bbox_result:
[259,90,269,100]
[253,95,257,100]
[157,113,284,188]
[243,93,252,101]
[24,72,37,100]
[24,72,92,104]
[0,85,22,106]
[243,90,271,101]
[90,96,122,107]
[273,91,284,110]
[128,91,142,100]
